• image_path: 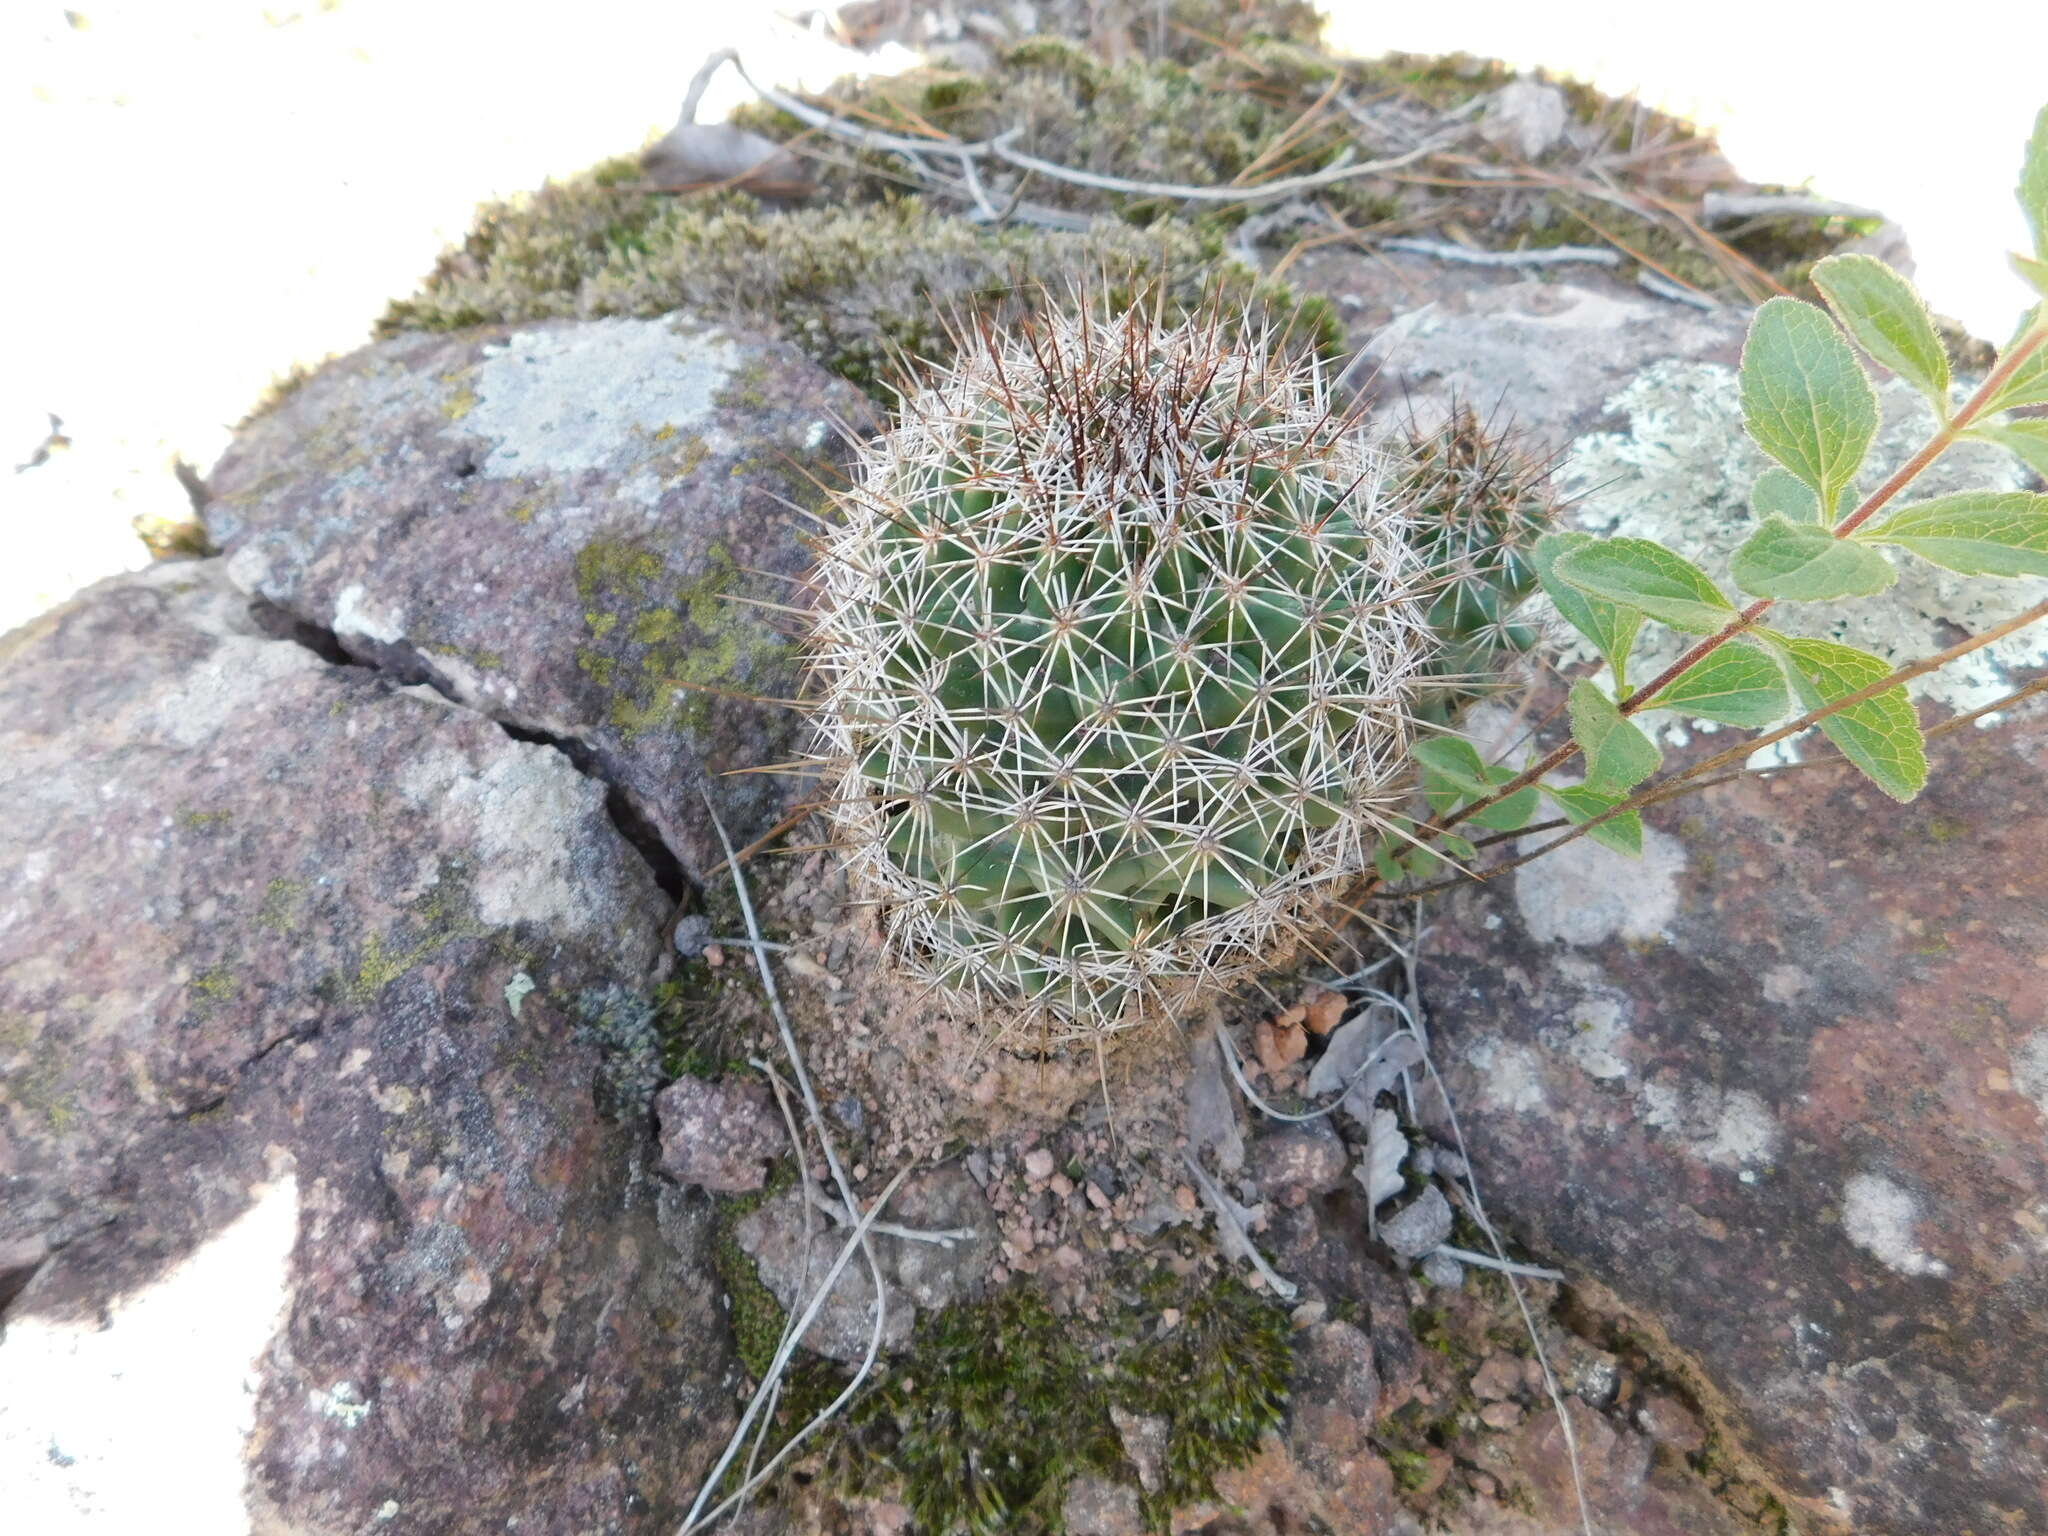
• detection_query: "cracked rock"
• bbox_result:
[203,314,873,883]
[0,562,729,1530]
[657,1075,786,1192]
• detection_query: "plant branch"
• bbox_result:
[1394,595,2048,895]
[1420,314,2048,846]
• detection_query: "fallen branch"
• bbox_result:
[1375,236,1620,268]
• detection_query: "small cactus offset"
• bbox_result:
[805,303,1542,1037]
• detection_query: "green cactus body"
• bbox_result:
[809,308,1445,1036]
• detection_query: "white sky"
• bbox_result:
[1,1,2040,632]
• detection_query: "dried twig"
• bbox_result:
[1375,236,1620,269]
[1181,1151,1299,1300]
[1702,190,1884,225]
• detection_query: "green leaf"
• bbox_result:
[1533,531,1641,684]
[1751,466,1824,525]
[1970,416,2048,480]
[1768,635,1927,802]
[1812,254,1951,406]
[1640,641,1789,727]
[1552,538,1739,635]
[1567,681,1661,795]
[1414,736,1542,830]
[2021,102,2048,260]
[2015,252,2048,301]
[1730,514,1897,599]
[1542,783,1643,856]
[1739,296,1881,505]
[1373,839,1404,885]
[1983,309,2048,415]
[1440,833,1479,863]
[1854,490,2048,577]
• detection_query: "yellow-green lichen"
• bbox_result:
[573,536,787,740]
[258,877,307,935]
[188,964,239,1019]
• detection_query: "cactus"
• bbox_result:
[805,305,1542,1037]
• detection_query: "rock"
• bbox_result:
[1287,1320,1382,1491]
[1063,1473,1146,1536]
[1248,1124,1349,1204]
[1422,704,2048,1533]
[0,563,734,1529]
[1472,1352,1523,1402]
[203,315,872,882]
[1253,1015,1306,1074]
[1303,989,1347,1035]
[1418,1250,1464,1289]
[1636,1390,1707,1455]
[1111,1405,1170,1494]
[1362,281,1746,458]
[656,1074,785,1193]
[1377,1186,1453,1260]
[734,1163,993,1362]
[1177,1429,1403,1536]
[1023,1147,1057,1182]
[1479,1401,1524,1431]
[1479,80,1569,161]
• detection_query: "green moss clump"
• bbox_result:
[746,1270,1291,1534]
[379,182,1332,393]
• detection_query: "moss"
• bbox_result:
[379,187,1332,394]
[178,807,231,830]
[711,1161,802,1383]
[742,1268,1290,1534]
[133,515,216,561]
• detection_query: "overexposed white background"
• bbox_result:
[3,1,2040,633]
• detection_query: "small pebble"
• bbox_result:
[1304,989,1347,1034]
[1085,1181,1111,1210]
[1479,1401,1524,1431]
[702,944,725,968]
[1024,1148,1056,1181]
[1173,1184,1198,1213]
[1049,1173,1074,1198]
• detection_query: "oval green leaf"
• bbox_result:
[1969,417,2048,480]
[1812,254,1951,406]
[1984,308,2048,415]
[1533,531,1641,685]
[1769,635,1927,802]
[2022,102,2048,260]
[1730,514,1897,599]
[1854,490,2048,577]
[1551,538,1738,635]
[1567,681,1661,796]
[1640,641,1788,727]
[1541,783,1644,856]
[1739,296,1880,504]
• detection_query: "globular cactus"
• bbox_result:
[804,305,1542,1038]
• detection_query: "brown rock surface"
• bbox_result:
[1422,707,2048,1533]
[203,315,871,882]
[0,563,735,1530]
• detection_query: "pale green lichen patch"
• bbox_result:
[1557,361,2045,719]
[330,865,487,1008]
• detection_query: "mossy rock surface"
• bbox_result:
[205,313,870,883]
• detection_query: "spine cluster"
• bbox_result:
[807,305,1444,1036]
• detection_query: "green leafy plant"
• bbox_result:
[1374,104,2048,885]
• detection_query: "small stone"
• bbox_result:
[1480,79,1570,162]
[1290,1299,1328,1328]
[1636,1390,1708,1454]
[1378,1185,1454,1259]
[1254,1016,1308,1074]
[702,944,725,968]
[655,1076,784,1193]
[1052,1244,1083,1270]
[1304,989,1347,1035]
[671,913,712,957]
[1250,1125,1350,1204]
[1480,1400,1525,1431]
[1472,1352,1523,1401]
[1085,1181,1112,1210]
[1469,1470,1498,1499]
[1061,1474,1145,1536]
[1110,1406,1171,1493]
[1050,1173,1074,1199]
[1173,1183,1198,1213]
[1420,1250,1465,1289]
[1023,1147,1056,1182]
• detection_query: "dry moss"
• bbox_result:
[380,179,1333,393]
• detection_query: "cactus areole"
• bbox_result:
[806,306,1439,1038]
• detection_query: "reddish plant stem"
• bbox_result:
[1417,317,2048,845]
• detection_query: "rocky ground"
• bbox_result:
[5,5,2046,1536]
